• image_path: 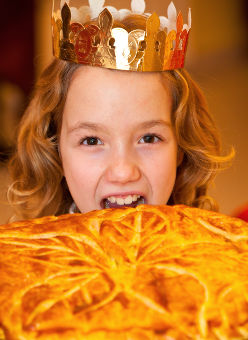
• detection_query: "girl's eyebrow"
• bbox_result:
[68,122,107,134]
[68,120,171,134]
[139,120,172,129]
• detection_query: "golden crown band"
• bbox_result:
[52,1,191,72]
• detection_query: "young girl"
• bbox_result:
[7,0,233,221]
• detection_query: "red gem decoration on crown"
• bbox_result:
[52,1,191,72]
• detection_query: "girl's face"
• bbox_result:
[60,66,179,213]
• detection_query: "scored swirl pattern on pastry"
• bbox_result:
[0,205,248,339]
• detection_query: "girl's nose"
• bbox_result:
[105,154,141,184]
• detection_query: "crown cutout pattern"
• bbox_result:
[52,0,191,71]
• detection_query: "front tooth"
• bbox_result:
[106,195,143,205]
[124,195,133,204]
[109,196,116,203]
[132,195,138,202]
[117,198,124,205]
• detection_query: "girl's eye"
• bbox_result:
[139,134,162,144]
[80,137,102,146]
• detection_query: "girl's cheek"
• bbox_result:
[140,147,177,176]
[137,145,173,162]
[69,148,108,173]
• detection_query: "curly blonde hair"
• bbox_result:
[8,59,233,220]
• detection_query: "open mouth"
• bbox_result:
[100,195,146,209]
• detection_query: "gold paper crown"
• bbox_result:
[52,0,191,72]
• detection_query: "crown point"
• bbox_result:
[70,7,80,22]
[167,2,177,20]
[77,6,92,24]
[177,11,183,32]
[159,16,169,29]
[131,0,146,14]
[119,9,131,20]
[147,12,160,31]
[188,8,192,29]
[98,7,113,30]
[105,6,119,20]
[60,0,70,10]
[89,0,105,8]
[89,0,105,18]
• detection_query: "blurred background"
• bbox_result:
[0,0,247,224]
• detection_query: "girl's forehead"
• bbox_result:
[63,67,172,132]
[64,67,172,120]
[68,66,171,105]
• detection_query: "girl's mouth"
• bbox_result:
[100,195,146,209]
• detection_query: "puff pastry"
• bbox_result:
[0,205,248,340]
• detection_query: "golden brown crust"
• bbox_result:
[0,205,248,340]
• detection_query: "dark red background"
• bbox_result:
[0,0,34,95]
